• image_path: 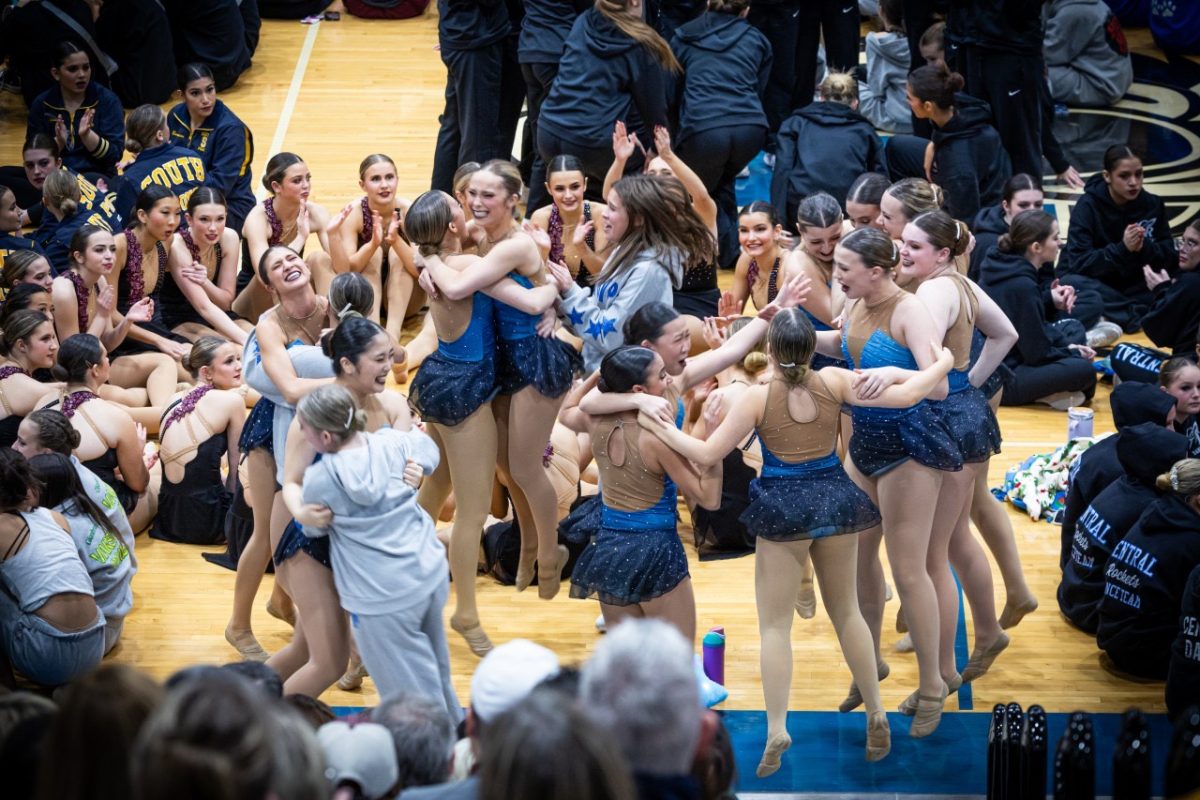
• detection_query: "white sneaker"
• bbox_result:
[1036,391,1086,411]
[595,612,607,634]
[1085,321,1122,349]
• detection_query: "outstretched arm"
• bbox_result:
[638,384,762,466]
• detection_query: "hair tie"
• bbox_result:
[778,361,797,368]
[891,240,899,259]
[345,405,354,430]
[1171,466,1181,492]
[337,302,353,321]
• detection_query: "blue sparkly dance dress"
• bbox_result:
[840,290,962,476]
[741,374,880,541]
[570,416,689,606]
[926,272,1001,464]
[410,291,500,427]
[495,273,581,398]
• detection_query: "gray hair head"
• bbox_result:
[371,692,457,789]
[580,619,701,776]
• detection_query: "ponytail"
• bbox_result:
[593,0,681,73]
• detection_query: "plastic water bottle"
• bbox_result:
[702,626,725,686]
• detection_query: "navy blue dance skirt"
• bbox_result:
[930,387,1002,464]
[497,336,581,398]
[409,352,499,427]
[742,459,881,542]
[570,523,689,606]
[848,404,963,477]
[272,520,332,569]
[239,397,276,455]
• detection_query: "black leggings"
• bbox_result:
[676,125,767,270]
[953,47,1045,179]
[1057,273,1152,333]
[1111,343,1170,385]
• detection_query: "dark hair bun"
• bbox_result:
[946,71,965,92]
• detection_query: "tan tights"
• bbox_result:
[418,407,498,630]
[600,577,696,645]
[848,458,945,698]
[757,536,882,738]
[228,449,291,637]
[266,550,350,697]
[494,389,567,580]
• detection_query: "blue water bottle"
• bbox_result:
[702,626,725,686]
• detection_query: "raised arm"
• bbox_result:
[653,127,717,233]
[603,120,638,201]
[638,384,763,466]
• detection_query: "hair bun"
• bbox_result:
[947,71,965,92]
[997,233,1015,253]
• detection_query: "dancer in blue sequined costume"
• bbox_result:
[406,189,561,657]
[811,226,956,738]
[642,309,955,771]
[568,346,722,643]
[894,210,1018,705]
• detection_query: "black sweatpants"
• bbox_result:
[1001,355,1097,406]
[521,62,559,216]
[676,125,767,270]
[954,47,1044,179]
[431,43,506,194]
[1058,273,1151,333]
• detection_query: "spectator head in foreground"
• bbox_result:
[372,692,457,790]
[319,720,400,800]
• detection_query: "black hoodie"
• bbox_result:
[979,249,1074,368]
[947,0,1046,55]
[670,13,772,143]
[1142,270,1200,356]
[1060,381,1178,569]
[930,94,1013,222]
[1098,492,1200,680]
[540,10,672,149]
[1167,563,1200,717]
[770,101,883,225]
[1058,424,1188,634]
[969,204,1008,282]
[1057,172,1177,293]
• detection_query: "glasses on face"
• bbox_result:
[1177,236,1200,252]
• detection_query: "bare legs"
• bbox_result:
[109,352,180,432]
[495,389,568,598]
[417,408,498,655]
[266,551,350,697]
[599,577,697,645]
[226,449,291,659]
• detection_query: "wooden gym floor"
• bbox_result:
[0,14,1194,721]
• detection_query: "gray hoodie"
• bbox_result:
[562,248,677,373]
[1045,0,1133,107]
[858,31,912,134]
[301,428,445,616]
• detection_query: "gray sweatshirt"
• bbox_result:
[562,248,676,373]
[858,31,912,134]
[1045,0,1133,108]
[301,428,446,616]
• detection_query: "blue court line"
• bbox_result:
[333,705,1173,796]
[953,569,973,710]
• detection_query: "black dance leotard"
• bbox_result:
[45,391,140,514]
[160,229,226,330]
[151,397,231,545]
[0,365,30,449]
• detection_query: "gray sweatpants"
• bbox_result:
[350,579,463,724]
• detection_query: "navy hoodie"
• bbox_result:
[770,101,883,225]
[1142,271,1200,356]
[670,13,771,143]
[540,10,672,149]
[1058,424,1187,633]
[117,142,207,224]
[979,248,1075,369]
[1167,563,1200,718]
[1059,381,1177,569]
[930,93,1012,222]
[1098,492,1200,680]
[167,100,255,231]
[1057,172,1176,293]
[518,0,590,63]
[26,82,125,176]
[438,0,510,51]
